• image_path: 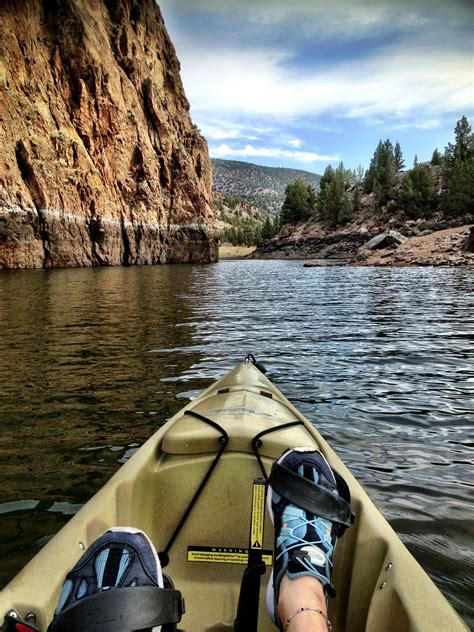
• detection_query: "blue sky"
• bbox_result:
[159,0,473,175]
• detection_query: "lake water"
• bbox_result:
[0,261,473,626]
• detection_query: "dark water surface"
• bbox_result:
[0,262,473,625]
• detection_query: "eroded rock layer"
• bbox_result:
[0,0,217,268]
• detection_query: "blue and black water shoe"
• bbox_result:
[266,448,353,629]
[48,527,184,632]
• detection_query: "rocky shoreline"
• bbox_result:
[251,230,370,260]
[250,218,474,267]
[357,225,473,267]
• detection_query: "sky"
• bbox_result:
[158,0,474,174]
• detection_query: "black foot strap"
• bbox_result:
[269,461,354,534]
[47,586,185,632]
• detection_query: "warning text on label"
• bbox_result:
[250,482,266,550]
[187,546,273,566]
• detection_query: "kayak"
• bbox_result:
[0,360,467,631]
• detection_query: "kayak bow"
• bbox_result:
[0,361,467,631]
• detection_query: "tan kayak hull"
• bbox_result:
[0,362,467,631]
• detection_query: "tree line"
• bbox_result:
[219,116,473,245]
[220,211,280,247]
[280,116,473,228]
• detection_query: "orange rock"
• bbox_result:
[0,0,217,268]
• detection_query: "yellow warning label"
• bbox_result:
[187,546,273,566]
[250,482,266,549]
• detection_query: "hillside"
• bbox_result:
[212,159,321,216]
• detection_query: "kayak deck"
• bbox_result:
[0,362,467,631]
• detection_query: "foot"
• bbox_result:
[266,448,342,628]
[48,527,183,632]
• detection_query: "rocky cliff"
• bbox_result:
[0,0,217,268]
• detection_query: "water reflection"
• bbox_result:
[0,262,473,626]
[0,266,206,583]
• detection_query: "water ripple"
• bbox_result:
[0,262,472,626]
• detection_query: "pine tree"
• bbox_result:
[280,179,316,225]
[364,140,396,203]
[307,184,317,216]
[319,162,352,227]
[318,164,336,217]
[339,190,352,225]
[442,116,474,216]
[375,141,396,205]
[384,139,394,156]
[364,141,383,193]
[254,225,263,246]
[445,115,473,164]
[394,142,405,170]
[431,148,443,166]
[319,164,335,192]
[400,164,436,218]
[316,165,335,222]
[413,154,418,167]
[441,161,474,216]
[400,177,416,217]
[272,215,281,235]
[261,216,273,241]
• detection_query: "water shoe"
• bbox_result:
[48,527,184,632]
[266,448,353,629]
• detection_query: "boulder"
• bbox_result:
[464,226,474,252]
[364,230,407,251]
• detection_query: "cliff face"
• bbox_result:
[0,0,217,268]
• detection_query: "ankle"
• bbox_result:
[284,609,330,632]
[277,576,328,631]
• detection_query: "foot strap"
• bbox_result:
[47,586,185,632]
[269,461,354,534]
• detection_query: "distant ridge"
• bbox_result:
[212,159,322,216]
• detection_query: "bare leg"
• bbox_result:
[277,576,329,631]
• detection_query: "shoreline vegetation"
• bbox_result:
[219,245,256,259]
[217,116,474,268]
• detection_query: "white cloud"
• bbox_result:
[245,6,435,42]
[199,122,275,141]
[159,0,473,168]
[177,36,472,124]
[161,0,472,44]
[200,125,242,140]
[209,143,338,162]
[384,118,443,132]
[288,138,304,148]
